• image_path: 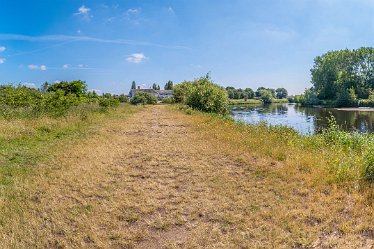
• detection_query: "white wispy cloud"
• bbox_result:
[78,5,90,14]
[0,34,190,50]
[126,8,140,14]
[126,53,147,63]
[28,64,47,70]
[0,58,5,64]
[75,5,92,20]
[0,46,5,52]
[63,64,69,69]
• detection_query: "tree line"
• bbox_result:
[225,86,288,103]
[300,47,374,107]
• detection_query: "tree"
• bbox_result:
[164,80,174,90]
[255,87,266,97]
[310,47,374,101]
[47,80,87,97]
[336,88,357,107]
[276,88,288,99]
[131,81,136,89]
[258,89,274,103]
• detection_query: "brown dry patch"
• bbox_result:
[4,105,373,248]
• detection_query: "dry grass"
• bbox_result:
[0,105,373,248]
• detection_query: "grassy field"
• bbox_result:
[0,104,139,247]
[0,104,373,248]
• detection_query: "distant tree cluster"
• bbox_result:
[302,47,374,106]
[164,80,174,90]
[152,83,161,90]
[225,86,288,104]
[226,87,255,99]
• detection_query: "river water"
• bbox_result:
[231,103,374,135]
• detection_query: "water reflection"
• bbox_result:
[231,104,374,135]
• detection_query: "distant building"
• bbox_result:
[129,88,174,99]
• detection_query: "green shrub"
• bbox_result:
[130,92,157,105]
[161,97,175,104]
[173,81,193,103]
[99,97,120,108]
[174,76,229,115]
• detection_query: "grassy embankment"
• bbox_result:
[176,105,374,246]
[0,103,138,243]
[180,105,374,189]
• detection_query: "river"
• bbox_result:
[231,103,374,135]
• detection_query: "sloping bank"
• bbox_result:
[174,104,374,247]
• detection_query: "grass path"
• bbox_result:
[8,105,373,248]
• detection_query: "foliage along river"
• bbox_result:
[231,103,374,135]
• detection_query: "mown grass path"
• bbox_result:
[9,105,373,248]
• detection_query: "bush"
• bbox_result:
[173,81,193,103]
[161,97,175,104]
[99,97,120,108]
[130,92,157,105]
[184,76,229,115]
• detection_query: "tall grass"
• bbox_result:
[178,105,374,192]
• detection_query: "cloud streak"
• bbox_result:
[0,34,190,50]
[28,64,47,70]
[0,46,5,52]
[75,5,92,21]
[126,53,147,63]
[0,58,5,64]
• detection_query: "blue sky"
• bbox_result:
[1,0,374,94]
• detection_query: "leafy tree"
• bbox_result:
[131,81,136,90]
[310,47,374,102]
[255,87,266,97]
[276,88,288,99]
[336,88,357,107]
[258,89,274,104]
[47,80,87,97]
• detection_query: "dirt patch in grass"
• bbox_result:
[2,105,373,248]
